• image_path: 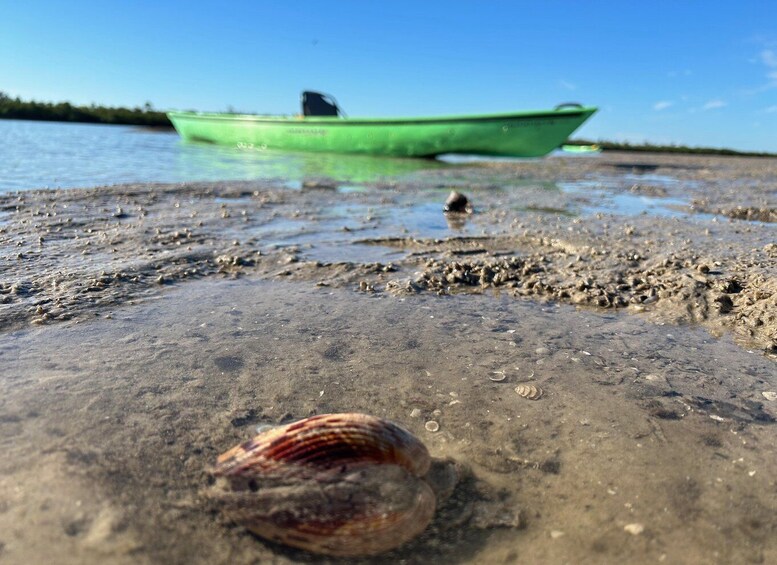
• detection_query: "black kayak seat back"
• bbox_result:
[301,91,340,117]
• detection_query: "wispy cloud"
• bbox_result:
[740,45,777,95]
[559,80,577,91]
[653,100,673,111]
[766,105,777,113]
[749,34,777,49]
[758,49,777,89]
[702,99,727,110]
[762,49,777,68]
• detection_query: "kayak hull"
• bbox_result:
[167,107,597,158]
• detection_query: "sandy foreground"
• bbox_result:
[0,151,775,564]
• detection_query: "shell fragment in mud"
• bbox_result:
[624,523,645,535]
[514,384,543,400]
[489,371,507,382]
[209,413,442,557]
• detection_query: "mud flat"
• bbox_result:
[1,281,776,564]
[1,152,775,353]
[0,152,775,563]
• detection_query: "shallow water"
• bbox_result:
[0,120,451,192]
[1,279,775,564]
[2,119,714,222]
[560,180,696,218]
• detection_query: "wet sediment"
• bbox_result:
[1,152,775,354]
[1,281,776,564]
[0,151,776,564]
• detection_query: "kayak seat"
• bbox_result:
[301,91,341,117]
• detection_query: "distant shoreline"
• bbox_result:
[565,139,777,159]
[0,92,172,127]
[2,93,775,158]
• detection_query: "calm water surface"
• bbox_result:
[1,119,701,221]
[0,119,448,192]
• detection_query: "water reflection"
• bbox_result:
[174,142,451,185]
[443,211,471,230]
[0,119,453,191]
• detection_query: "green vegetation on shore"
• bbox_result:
[0,92,171,127]
[565,139,777,158]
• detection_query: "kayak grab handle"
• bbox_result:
[554,102,583,110]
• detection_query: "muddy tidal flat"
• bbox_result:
[1,152,776,564]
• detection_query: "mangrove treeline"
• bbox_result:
[0,92,172,127]
[568,138,777,158]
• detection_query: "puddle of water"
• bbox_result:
[299,242,406,264]
[212,172,744,264]
[608,192,690,217]
[336,184,372,194]
[213,196,255,205]
[1,279,775,564]
[384,201,474,236]
[561,179,698,218]
[522,205,576,217]
[620,173,685,186]
[248,197,479,262]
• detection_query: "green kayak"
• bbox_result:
[168,92,596,158]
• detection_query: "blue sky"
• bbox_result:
[2,1,776,151]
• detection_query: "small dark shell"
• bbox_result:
[211,413,436,556]
[443,191,472,213]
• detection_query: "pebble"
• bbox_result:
[443,191,470,213]
[535,347,550,355]
[550,530,565,539]
[425,420,440,432]
[410,408,422,418]
[624,523,645,535]
[762,391,777,401]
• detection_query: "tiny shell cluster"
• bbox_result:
[514,384,543,400]
[210,413,439,557]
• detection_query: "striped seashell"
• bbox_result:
[215,413,431,478]
[514,384,543,400]
[211,413,436,557]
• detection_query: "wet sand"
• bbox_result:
[1,152,775,353]
[0,152,776,563]
[2,281,776,564]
